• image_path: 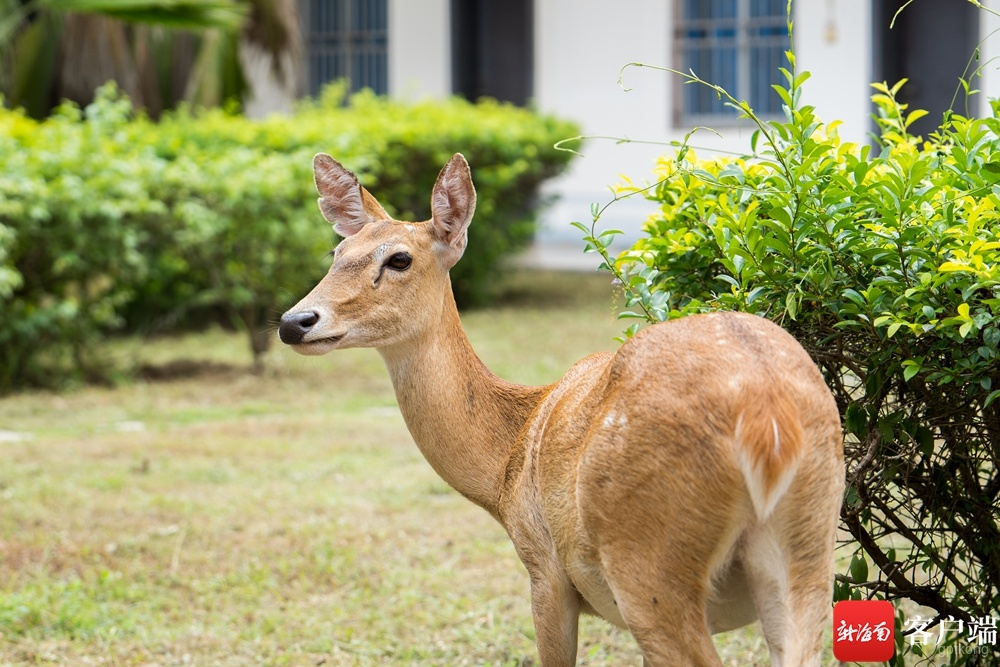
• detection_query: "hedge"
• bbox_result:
[0,83,578,390]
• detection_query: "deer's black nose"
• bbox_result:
[279,310,320,345]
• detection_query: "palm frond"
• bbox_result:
[40,0,248,31]
[8,13,61,117]
[0,0,38,47]
[183,27,247,108]
[242,0,302,81]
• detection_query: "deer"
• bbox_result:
[277,153,846,667]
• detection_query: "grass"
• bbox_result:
[0,271,833,666]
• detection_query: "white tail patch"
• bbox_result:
[734,398,803,521]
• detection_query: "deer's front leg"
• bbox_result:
[527,569,581,667]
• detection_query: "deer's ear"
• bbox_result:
[313,153,389,237]
[430,153,477,267]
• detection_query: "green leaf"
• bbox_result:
[691,169,719,184]
[718,163,745,185]
[771,84,793,109]
[982,161,1000,180]
[904,109,928,129]
[852,160,870,184]
[845,403,866,437]
[916,428,934,457]
[985,389,1000,408]
[985,326,1000,348]
[850,553,869,583]
[745,285,767,305]
[597,229,624,243]
[785,290,798,320]
[844,484,862,509]
[843,289,866,307]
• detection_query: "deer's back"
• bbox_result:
[533,310,840,471]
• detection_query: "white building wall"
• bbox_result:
[388,0,452,99]
[532,0,672,254]
[360,1,1000,266]
[794,0,873,144]
[979,1,1000,105]
[530,0,876,259]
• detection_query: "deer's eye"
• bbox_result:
[385,252,412,271]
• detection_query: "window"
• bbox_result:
[451,0,534,107]
[299,0,388,96]
[675,0,789,125]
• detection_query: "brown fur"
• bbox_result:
[280,154,846,667]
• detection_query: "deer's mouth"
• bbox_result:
[291,333,347,356]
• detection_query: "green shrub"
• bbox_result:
[582,61,1000,664]
[0,83,578,390]
[0,90,167,387]
[142,86,575,306]
[130,140,319,362]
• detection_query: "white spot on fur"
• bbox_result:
[772,418,781,456]
[602,412,628,429]
[372,243,391,263]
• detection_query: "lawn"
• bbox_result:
[0,271,821,666]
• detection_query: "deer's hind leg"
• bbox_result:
[577,440,746,666]
[739,465,841,667]
[598,544,726,667]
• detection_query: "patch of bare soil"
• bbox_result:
[136,359,243,382]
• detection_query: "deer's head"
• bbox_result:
[278,153,477,354]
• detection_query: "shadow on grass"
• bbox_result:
[135,359,243,382]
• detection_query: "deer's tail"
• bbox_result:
[734,387,804,521]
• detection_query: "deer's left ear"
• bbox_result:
[430,153,477,267]
[313,153,390,237]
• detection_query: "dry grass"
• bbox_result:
[0,271,834,666]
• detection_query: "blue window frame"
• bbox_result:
[300,0,388,96]
[675,0,789,124]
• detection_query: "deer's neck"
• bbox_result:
[378,282,548,519]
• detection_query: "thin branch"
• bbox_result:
[842,508,972,623]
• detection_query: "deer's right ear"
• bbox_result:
[430,153,477,268]
[313,153,389,237]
